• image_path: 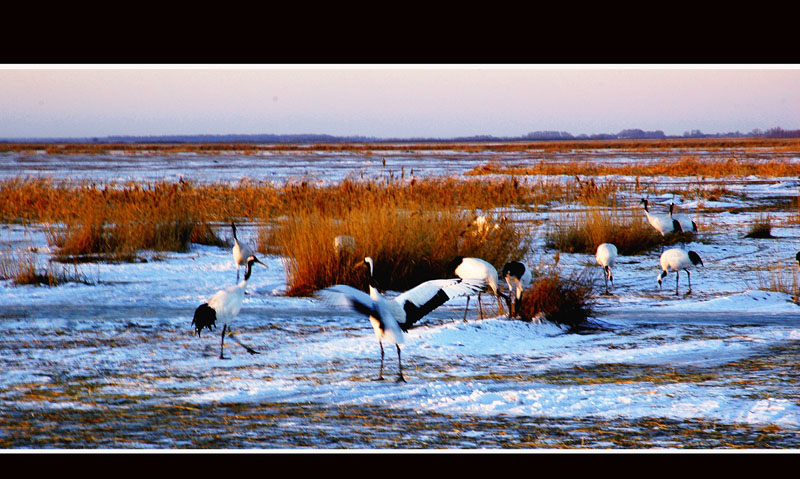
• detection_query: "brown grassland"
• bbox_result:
[2,137,797,302]
[2,136,799,155]
[466,156,800,178]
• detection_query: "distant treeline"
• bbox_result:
[3,126,799,144]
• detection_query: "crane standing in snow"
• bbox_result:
[231,222,264,282]
[192,255,265,359]
[500,261,532,318]
[595,243,617,295]
[669,202,698,234]
[447,256,508,320]
[640,199,682,237]
[657,248,704,296]
[317,257,485,382]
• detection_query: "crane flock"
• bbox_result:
[188,199,795,382]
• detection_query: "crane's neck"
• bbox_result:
[243,261,253,282]
[364,257,381,299]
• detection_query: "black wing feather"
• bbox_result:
[399,289,450,332]
[192,303,217,337]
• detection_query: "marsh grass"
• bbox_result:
[46,211,209,263]
[0,251,91,286]
[517,267,596,328]
[0,179,227,262]
[3,137,796,155]
[466,156,800,179]
[545,209,680,255]
[755,260,800,304]
[745,214,775,239]
[267,207,529,296]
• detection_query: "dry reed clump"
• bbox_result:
[754,260,800,305]
[266,206,529,297]
[745,214,775,239]
[545,209,672,255]
[32,181,226,262]
[516,268,596,328]
[0,251,91,286]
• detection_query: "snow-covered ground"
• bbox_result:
[1,148,799,448]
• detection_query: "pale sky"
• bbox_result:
[1,65,798,139]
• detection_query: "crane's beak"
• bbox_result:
[249,255,266,267]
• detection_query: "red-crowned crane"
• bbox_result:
[595,243,617,295]
[447,256,508,320]
[657,248,704,296]
[640,199,682,236]
[500,261,532,318]
[317,257,485,382]
[192,255,265,359]
[669,203,698,233]
[231,222,264,282]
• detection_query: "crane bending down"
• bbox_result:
[500,261,532,318]
[448,256,508,320]
[192,255,265,359]
[595,243,617,295]
[317,257,485,382]
[232,222,264,282]
[657,248,704,296]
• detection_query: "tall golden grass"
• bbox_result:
[517,268,596,328]
[267,207,529,296]
[0,179,224,262]
[0,251,90,286]
[467,156,800,179]
[545,209,687,255]
[0,176,535,224]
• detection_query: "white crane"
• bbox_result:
[317,257,485,382]
[657,248,704,296]
[192,255,265,359]
[447,256,508,320]
[640,199,682,236]
[500,261,532,318]
[669,203,698,233]
[231,222,263,282]
[595,243,617,295]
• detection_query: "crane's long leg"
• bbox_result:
[376,340,385,381]
[462,296,471,322]
[396,345,405,383]
[495,292,505,316]
[477,293,484,319]
[687,270,692,294]
[675,271,680,296]
[227,330,260,355]
[219,324,229,360]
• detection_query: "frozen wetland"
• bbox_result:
[1,144,799,449]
